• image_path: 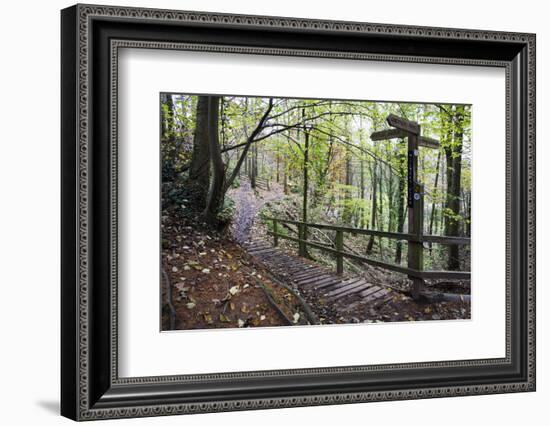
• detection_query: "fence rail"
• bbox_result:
[264,216,470,281]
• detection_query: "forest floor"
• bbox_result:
[161,182,312,331]
[162,179,470,331]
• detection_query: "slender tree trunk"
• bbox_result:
[377,171,384,255]
[303,130,309,224]
[366,163,377,254]
[276,147,280,183]
[359,155,365,228]
[283,159,288,194]
[395,152,406,264]
[444,108,464,270]
[250,142,257,189]
[387,169,395,232]
[202,96,224,225]
[428,150,442,254]
[189,96,211,204]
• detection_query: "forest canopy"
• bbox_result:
[161,93,471,271]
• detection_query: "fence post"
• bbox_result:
[335,229,344,274]
[272,218,278,247]
[298,223,307,257]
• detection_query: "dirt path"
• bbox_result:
[227,180,470,324]
[228,179,283,244]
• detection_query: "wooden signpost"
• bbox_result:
[371,114,440,299]
[386,113,421,134]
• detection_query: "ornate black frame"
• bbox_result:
[61,4,536,421]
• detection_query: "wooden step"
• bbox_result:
[250,248,277,256]
[326,282,374,301]
[291,268,325,280]
[321,277,362,292]
[293,270,328,283]
[279,264,315,275]
[371,294,393,308]
[363,288,390,303]
[247,245,272,253]
[324,280,369,299]
[300,275,342,289]
[296,273,333,286]
[359,286,382,298]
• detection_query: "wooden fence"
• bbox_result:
[265,217,470,281]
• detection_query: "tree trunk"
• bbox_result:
[250,142,257,189]
[202,96,224,225]
[189,96,211,204]
[444,108,464,270]
[429,151,442,237]
[303,130,309,224]
[283,159,288,194]
[276,147,280,183]
[377,171,384,256]
[366,163,377,254]
[359,155,365,228]
[394,152,406,264]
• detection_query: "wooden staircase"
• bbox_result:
[243,238,393,318]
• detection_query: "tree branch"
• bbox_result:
[223,98,274,192]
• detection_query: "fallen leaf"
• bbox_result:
[237,319,245,328]
[229,286,240,295]
[201,268,210,274]
[175,283,187,292]
[186,302,196,309]
[293,313,300,323]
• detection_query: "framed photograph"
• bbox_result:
[61,4,536,421]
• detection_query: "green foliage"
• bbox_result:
[161,93,472,260]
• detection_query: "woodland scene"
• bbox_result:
[160,93,472,331]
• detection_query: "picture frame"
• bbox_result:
[61,3,536,421]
